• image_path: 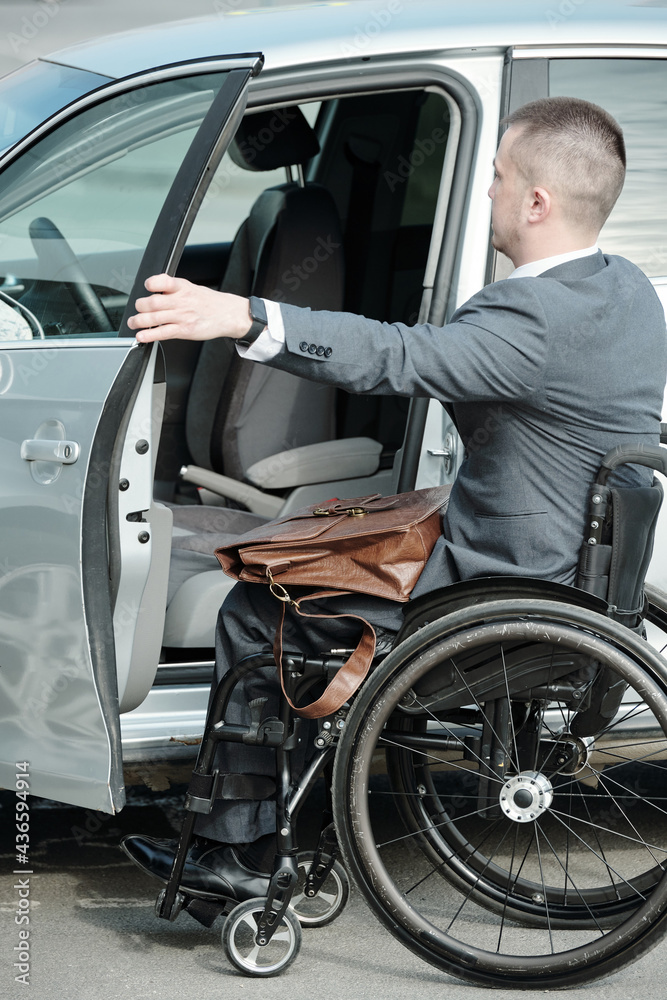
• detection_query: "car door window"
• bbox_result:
[0,60,111,154]
[550,58,667,279]
[0,71,231,339]
[186,102,321,248]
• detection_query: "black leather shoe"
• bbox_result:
[120,834,270,902]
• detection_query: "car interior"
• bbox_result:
[162,88,454,656]
[0,79,457,683]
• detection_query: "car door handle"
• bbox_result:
[21,439,80,464]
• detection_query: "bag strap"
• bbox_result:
[269,577,376,719]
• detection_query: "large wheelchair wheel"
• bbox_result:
[332,598,667,989]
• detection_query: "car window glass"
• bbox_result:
[0,71,230,340]
[186,101,322,247]
[0,61,111,155]
[550,58,667,278]
[399,92,450,228]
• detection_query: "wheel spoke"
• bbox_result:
[548,810,651,899]
[245,945,261,966]
[445,820,518,934]
[595,771,664,869]
[500,645,521,772]
[583,764,667,822]
[379,730,505,787]
[447,656,516,769]
[548,807,667,855]
[536,821,606,933]
[569,774,617,893]
[533,825,554,953]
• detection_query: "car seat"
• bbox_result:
[166,107,384,647]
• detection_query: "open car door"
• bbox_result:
[0,53,262,813]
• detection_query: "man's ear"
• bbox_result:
[527,186,551,225]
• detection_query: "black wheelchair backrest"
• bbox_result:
[576,442,667,627]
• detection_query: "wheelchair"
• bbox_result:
[152,441,667,988]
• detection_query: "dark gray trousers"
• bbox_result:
[193,581,405,843]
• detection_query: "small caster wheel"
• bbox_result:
[155,887,186,921]
[290,851,350,927]
[222,897,302,977]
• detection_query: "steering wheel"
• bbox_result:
[29,216,114,332]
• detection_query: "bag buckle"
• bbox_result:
[312,505,368,517]
[267,568,300,608]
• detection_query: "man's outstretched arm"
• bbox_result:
[127,272,547,405]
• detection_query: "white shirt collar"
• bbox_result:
[508,245,600,279]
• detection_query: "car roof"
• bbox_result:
[47,0,667,80]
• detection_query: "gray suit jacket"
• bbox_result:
[265,252,667,595]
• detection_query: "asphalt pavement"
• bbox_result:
[2,780,667,1000]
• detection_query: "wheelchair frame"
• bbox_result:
[152,443,667,986]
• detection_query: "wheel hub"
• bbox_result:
[499,771,554,823]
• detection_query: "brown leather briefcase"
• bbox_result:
[215,484,450,718]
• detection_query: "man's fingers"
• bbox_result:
[127,308,173,329]
[134,323,183,343]
[143,273,183,294]
[131,274,190,317]
[133,290,181,315]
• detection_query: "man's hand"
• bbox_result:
[127,274,251,343]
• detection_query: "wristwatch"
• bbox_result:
[238,295,268,348]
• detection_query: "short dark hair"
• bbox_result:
[501,96,626,232]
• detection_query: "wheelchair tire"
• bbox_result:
[222,897,302,977]
[290,851,350,927]
[332,598,667,989]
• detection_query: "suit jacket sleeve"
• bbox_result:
[264,278,550,404]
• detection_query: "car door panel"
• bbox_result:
[0,55,261,812]
[0,340,142,812]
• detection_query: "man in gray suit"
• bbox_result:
[121,98,667,901]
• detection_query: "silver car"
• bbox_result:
[1,0,667,815]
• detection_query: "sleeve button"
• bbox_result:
[324,347,332,358]
[316,345,325,356]
[308,343,317,354]
[299,341,309,352]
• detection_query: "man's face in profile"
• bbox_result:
[488,127,529,266]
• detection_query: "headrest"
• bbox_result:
[229,106,320,172]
